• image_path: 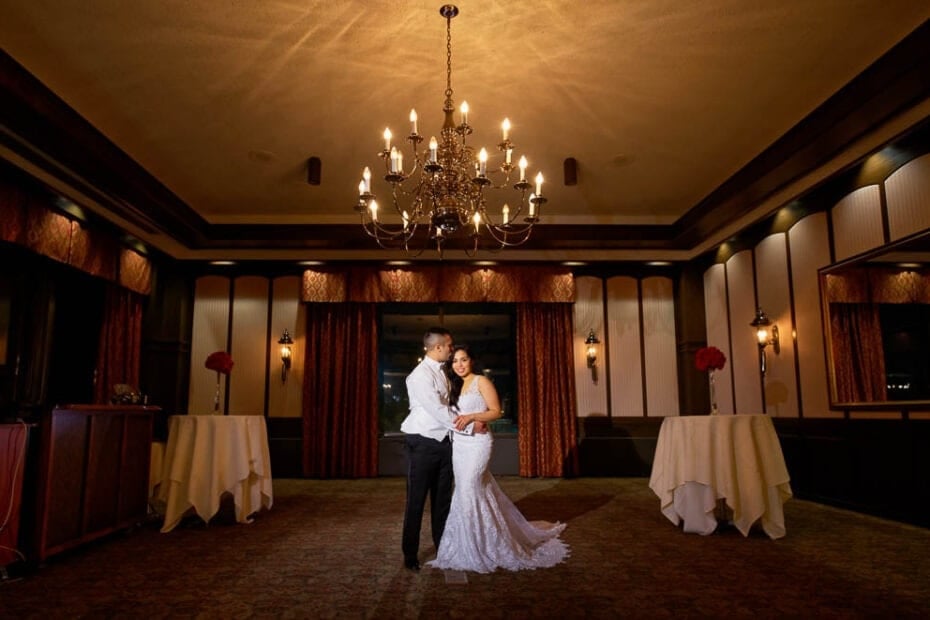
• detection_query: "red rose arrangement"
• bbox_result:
[695,346,726,372]
[205,351,234,375]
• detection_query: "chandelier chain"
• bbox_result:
[445,12,453,100]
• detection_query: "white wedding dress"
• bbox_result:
[427,379,569,573]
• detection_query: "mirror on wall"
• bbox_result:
[820,230,930,407]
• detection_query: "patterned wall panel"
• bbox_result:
[118,248,153,295]
[788,212,837,418]
[726,251,764,414]
[70,224,118,281]
[24,202,71,263]
[269,276,302,418]
[755,233,798,417]
[885,153,930,241]
[573,276,607,417]
[228,276,270,416]
[606,276,644,417]
[831,185,883,262]
[641,277,679,417]
[301,266,574,303]
[703,263,733,415]
[189,276,231,414]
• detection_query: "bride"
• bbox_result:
[427,345,569,573]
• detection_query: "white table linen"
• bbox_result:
[157,415,273,533]
[648,414,792,539]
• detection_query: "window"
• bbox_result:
[880,303,930,400]
[378,303,516,434]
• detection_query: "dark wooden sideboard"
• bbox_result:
[0,422,32,568]
[36,405,157,560]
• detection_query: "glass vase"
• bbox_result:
[709,370,719,415]
[213,371,221,413]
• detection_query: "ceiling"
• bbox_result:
[1,2,929,262]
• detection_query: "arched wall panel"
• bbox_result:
[641,277,679,417]
[228,276,269,416]
[606,276,644,417]
[703,263,733,415]
[573,276,607,417]
[269,276,303,418]
[189,276,231,415]
[885,153,930,241]
[831,185,883,261]
[788,212,836,417]
[726,251,764,414]
[755,233,797,417]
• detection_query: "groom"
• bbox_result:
[400,326,481,571]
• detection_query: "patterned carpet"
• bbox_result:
[2,477,929,618]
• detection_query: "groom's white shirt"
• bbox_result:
[402,356,470,441]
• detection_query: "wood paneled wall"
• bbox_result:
[188,275,301,417]
[703,153,930,420]
[607,277,644,417]
[787,212,833,418]
[188,276,231,415]
[573,274,679,417]
[268,277,304,419]
[228,276,269,415]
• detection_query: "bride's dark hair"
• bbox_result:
[444,344,482,408]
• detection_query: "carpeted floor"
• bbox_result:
[2,477,929,618]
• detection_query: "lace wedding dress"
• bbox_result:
[427,379,569,573]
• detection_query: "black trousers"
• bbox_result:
[401,434,453,562]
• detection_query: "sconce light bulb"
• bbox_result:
[757,328,769,346]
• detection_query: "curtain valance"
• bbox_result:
[823,267,930,304]
[1,175,152,295]
[301,265,575,303]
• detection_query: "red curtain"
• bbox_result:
[93,286,143,404]
[0,423,28,567]
[516,303,579,477]
[302,303,378,478]
[829,303,887,402]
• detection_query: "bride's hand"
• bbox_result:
[453,414,473,430]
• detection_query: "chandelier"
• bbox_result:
[354,4,546,257]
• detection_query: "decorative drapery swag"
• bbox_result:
[301,265,575,303]
[0,175,152,295]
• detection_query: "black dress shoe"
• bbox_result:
[404,558,421,571]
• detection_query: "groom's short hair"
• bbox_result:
[423,326,451,350]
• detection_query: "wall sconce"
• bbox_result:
[749,308,779,374]
[278,328,294,382]
[585,329,600,383]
